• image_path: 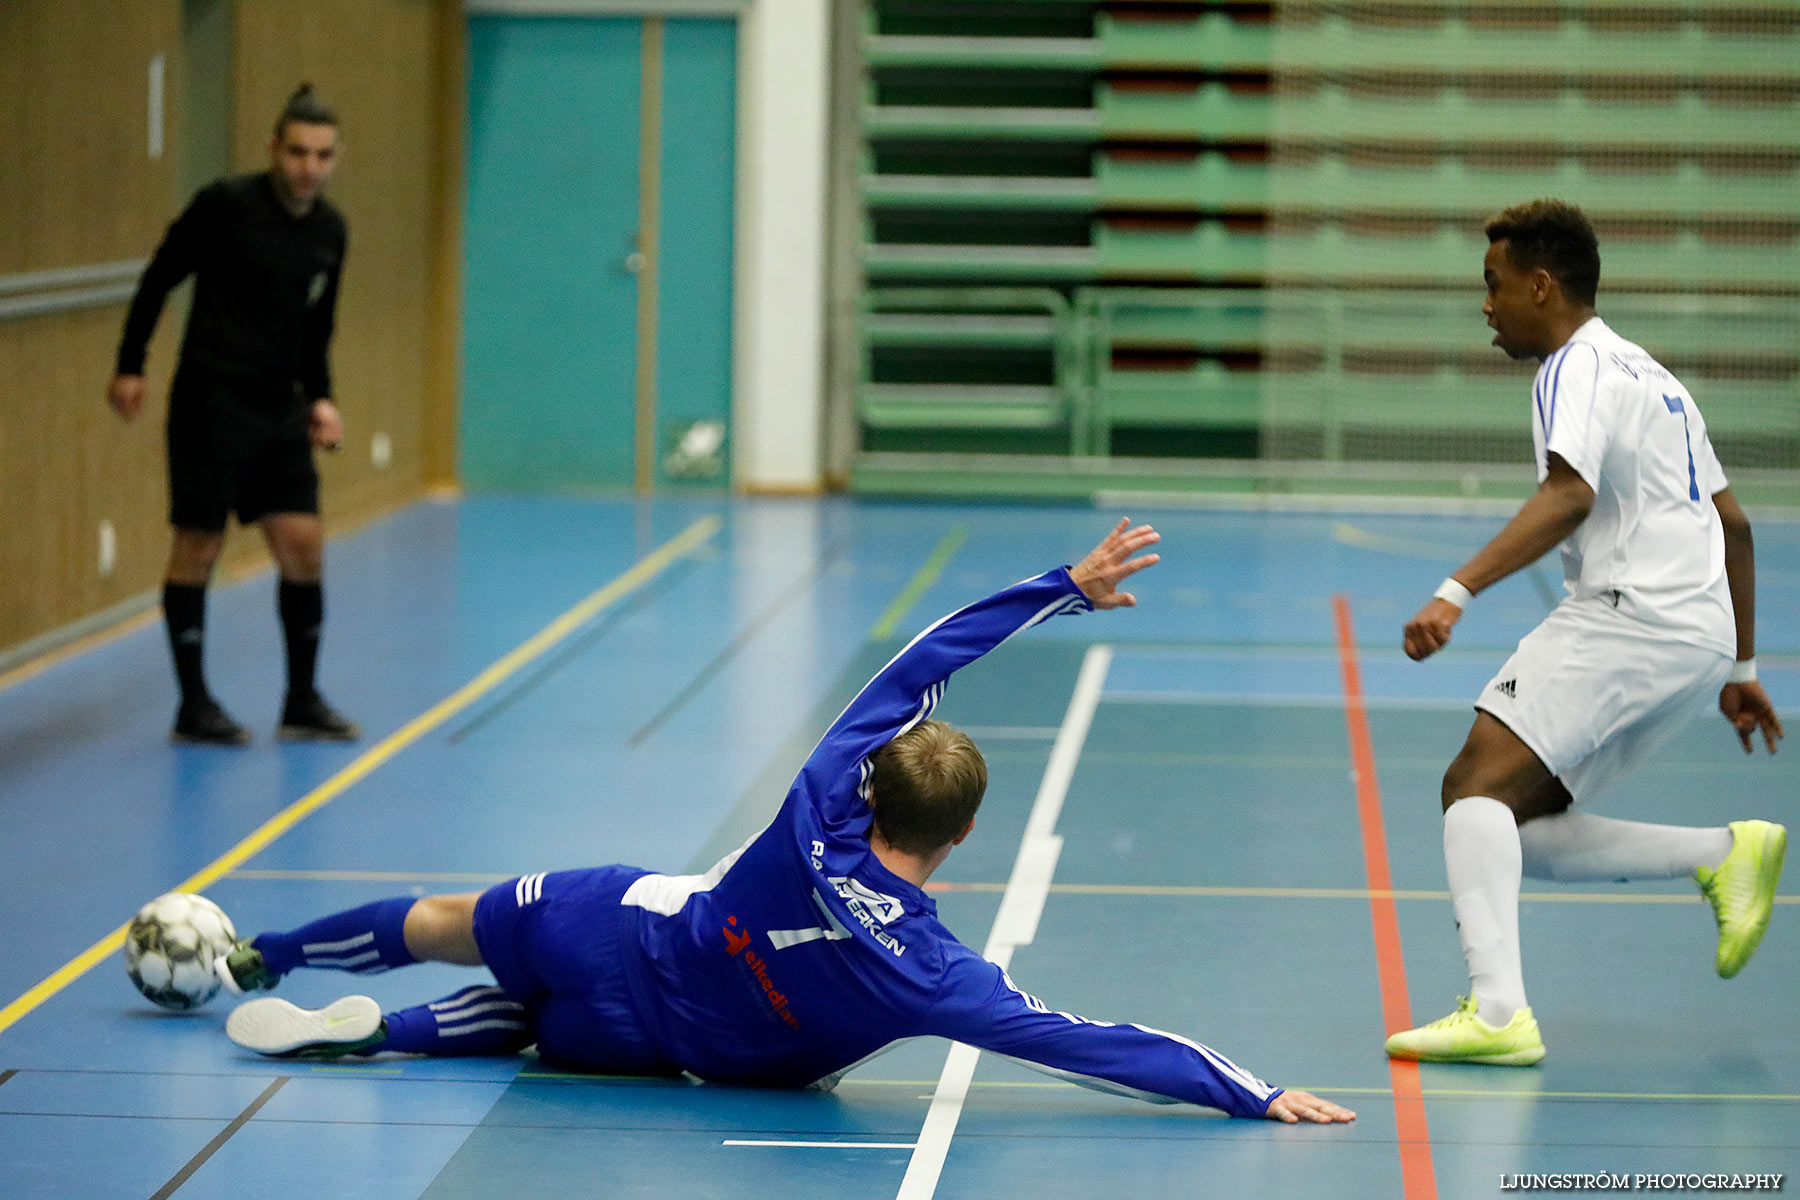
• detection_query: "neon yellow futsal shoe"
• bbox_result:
[1384,996,1545,1066]
[1696,819,1787,979]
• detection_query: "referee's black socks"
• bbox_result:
[162,582,211,704]
[278,580,324,700]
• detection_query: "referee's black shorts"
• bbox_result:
[166,368,319,531]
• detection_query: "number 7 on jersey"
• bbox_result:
[1662,394,1701,501]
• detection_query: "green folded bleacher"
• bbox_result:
[850,0,1800,495]
[859,288,1091,453]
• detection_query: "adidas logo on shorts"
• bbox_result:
[1494,678,1518,699]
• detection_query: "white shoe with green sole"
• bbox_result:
[226,995,386,1059]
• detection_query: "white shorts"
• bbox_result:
[1474,595,1732,803]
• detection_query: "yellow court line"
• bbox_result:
[837,1079,1800,1102]
[1284,1086,1800,1102]
[0,608,163,697]
[870,525,968,640]
[0,515,722,1040]
[923,882,1797,905]
[231,869,513,884]
[1417,1089,1800,1102]
[234,874,1796,907]
[1332,521,1473,563]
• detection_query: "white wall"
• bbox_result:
[731,0,830,491]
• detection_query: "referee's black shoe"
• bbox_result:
[278,691,362,742]
[172,697,252,746]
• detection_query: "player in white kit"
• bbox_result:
[1385,200,1786,1065]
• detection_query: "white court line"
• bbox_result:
[896,644,1113,1200]
[725,1140,919,1149]
[955,725,1062,740]
[1104,690,1476,711]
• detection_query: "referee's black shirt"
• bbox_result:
[117,172,346,406]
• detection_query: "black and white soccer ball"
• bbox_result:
[124,892,236,1010]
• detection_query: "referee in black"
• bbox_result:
[108,85,359,746]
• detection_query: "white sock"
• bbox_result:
[1519,812,1732,882]
[1444,796,1527,1029]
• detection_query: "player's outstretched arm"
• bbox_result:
[927,951,1353,1123]
[1070,517,1161,609]
[1265,1089,1357,1124]
[795,520,1155,831]
[1713,488,1783,754]
[832,516,1158,739]
[1404,454,1594,661]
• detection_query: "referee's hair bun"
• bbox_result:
[276,83,338,134]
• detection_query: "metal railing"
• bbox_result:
[0,260,144,323]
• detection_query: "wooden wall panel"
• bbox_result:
[233,0,445,526]
[0,308,179,650]
[0,1,182,654]
[0,1,178,275]
[0,0,463,661]
[424,3,467,489]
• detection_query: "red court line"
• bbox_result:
[1332,593,1438,1200]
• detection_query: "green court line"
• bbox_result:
[924,881,1797,905]
[514,1071,692,1086]
[870,525,968,639]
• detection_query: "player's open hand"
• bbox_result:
[309,398,344,450]
[1265,1089,1356,1124]
[1719,680,1783,755]
[1071,517,1160,609]
[1403,597,1463,661]
[107,374,146,421]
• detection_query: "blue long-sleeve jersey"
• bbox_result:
[611,568,1282,1118]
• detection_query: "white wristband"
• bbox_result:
[1434,578,1474,610]
[1729,658,1758,684]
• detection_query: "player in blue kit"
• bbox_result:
[218,520,1352,1124]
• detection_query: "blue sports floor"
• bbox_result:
[1,496,1795,1199]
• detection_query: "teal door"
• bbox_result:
[461,16,736,492]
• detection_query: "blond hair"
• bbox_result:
[870,720,987,855]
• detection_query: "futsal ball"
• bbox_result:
[124,892,236,1011]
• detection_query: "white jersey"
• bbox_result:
[1529,316,1735,656]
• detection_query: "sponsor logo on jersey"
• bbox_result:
[765,876,909,957]
[829,875,907,957]
[722,915,801,1030]
[1494,678,1517,699]
[722,914,752,957]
